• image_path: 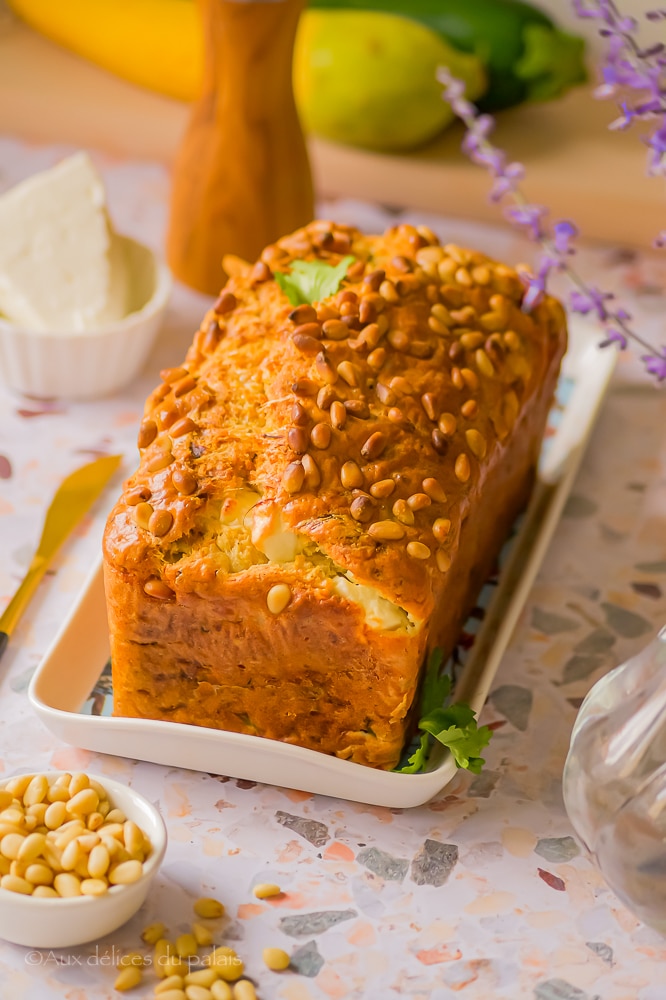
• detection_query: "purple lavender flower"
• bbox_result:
[504,204,548,241]
[646,120,666,173]
[553,221,579,254]
[439,51,664,383]
[642,348,666,379]
[599,329,629,349]
[569,287,614,321]
[489,162,525,202]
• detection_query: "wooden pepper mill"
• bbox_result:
[166,0,314,295]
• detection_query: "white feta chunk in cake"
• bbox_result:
[0,152,127,331]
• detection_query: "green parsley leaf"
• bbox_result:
[274,255,355,306]
[394,648,493,775]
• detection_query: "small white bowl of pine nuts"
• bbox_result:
[0,771,167,948]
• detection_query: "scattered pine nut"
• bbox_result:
[142,921,167,944]
[185,969,218,988]
[210,983,233,1000]
[185,986,212,1000]
[262,946,290,971]
[154,976,185,994]
[252,883,281,899]
[114,965,143,991]
[232,981,257,1000]
[191,922,213,947]
[193,897,224,919]
[175,932,198,958]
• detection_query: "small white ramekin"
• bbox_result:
[0,236,172,400]
[0,771,167,948]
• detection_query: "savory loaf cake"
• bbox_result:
[103,221,566,770]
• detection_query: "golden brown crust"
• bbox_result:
[103,221,566,769]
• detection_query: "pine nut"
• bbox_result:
[193,897,225,919]
[368,520,405,541]
[208,948,244,982]
[1,834,25,860]
[370,479,395,499]
[252,882,281,899]
[433,519,452,542]
[310,422,331,449]
[114,965,143,991]
[422,478,447,503]
[81,878,108,896]
[360,431,387,460]
[176,933,198,958]
[33,885,58,898]
[23,774,49,807]
[185,986,212,1000]
[154,991,187,1000]
[421,393,437,421]
[0,873,32,894]
[337,360,358,386]
[438,412,457,437]
[437,550,452,572]
[340,460,364,489]
[142,921,167,944]
[88,843,111,879]
[232,983,256,1000]
[191,923,213,947]
[211,985,233,1000]
[25,862,53,885]
[54,872,82,897]
[350,497,374,523]
[5,776,33,798]
[262,946,290,971]
[67,788,99,815]
[465,429,487,459]
[144,579,174,600]
[392,500,414,526]
[155,977,185,995]
[18,832,46,863]
[267,584,291,615]
[282,461,304,494]
[455,454,471,482]
[109,860,143,885]
[185,969,218,987]
[407,541,431,560]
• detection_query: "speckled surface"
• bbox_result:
[0,138,665,998]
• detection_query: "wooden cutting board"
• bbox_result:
[0,7,661,250]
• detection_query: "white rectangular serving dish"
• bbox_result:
[28,318,616,808]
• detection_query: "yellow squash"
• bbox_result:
[7,0,203,102]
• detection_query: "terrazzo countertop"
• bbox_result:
[0,138,665,999]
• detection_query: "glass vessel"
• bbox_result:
[563,626,666,934]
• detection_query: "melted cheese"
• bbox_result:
[332,576,411,632]
[249,502,302,563]
[216,492,412,631]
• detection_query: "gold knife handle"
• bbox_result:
[0,555,48,657]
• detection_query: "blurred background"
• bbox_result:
[0,0,663,249]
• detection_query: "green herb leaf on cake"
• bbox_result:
[275,255,355,306]
[396,648,492,774]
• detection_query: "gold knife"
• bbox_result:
[0,454,122,660]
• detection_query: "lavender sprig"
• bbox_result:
[438,67,665,381]
[573,2,666,183]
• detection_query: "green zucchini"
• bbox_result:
[308,0,587,111]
